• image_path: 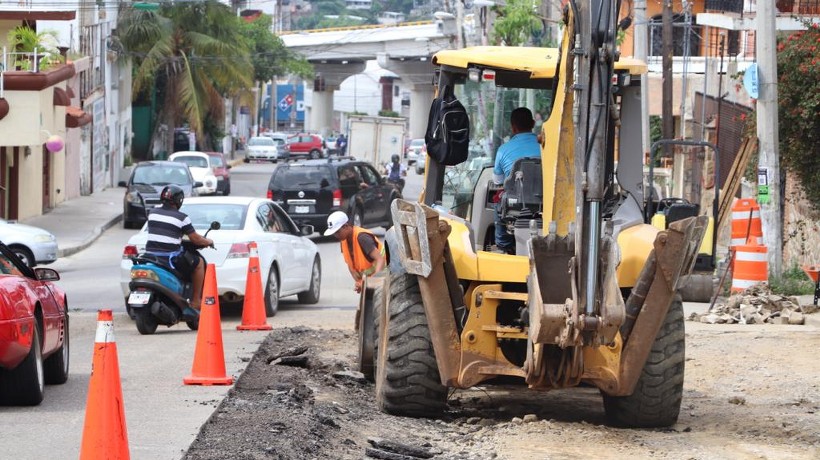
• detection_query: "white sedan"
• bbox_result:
[120,197,321,316]
[169,151,219,195]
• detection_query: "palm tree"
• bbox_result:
[118,1,253,157]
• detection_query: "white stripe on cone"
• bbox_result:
[735,251,768,262]
[94,321,116,343]
[732,210,760,220]
[732,279,766,290]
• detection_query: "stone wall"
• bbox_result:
[783,172,820,268]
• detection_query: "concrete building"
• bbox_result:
[0,0,132,221]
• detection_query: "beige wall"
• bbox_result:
[16,144,43,221]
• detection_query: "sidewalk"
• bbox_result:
[22,154,245,258]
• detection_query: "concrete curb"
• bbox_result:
[58,213,123,258]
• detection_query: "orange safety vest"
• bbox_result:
[341,227,384,276]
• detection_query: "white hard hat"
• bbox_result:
[324,211,349,236]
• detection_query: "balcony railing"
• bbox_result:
[705,0,744,14]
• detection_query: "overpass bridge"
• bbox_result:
[281,18,458,137]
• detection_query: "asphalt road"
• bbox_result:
[0,160,424,459]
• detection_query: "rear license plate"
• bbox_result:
[128,291,151,305]
[294,205,309,213]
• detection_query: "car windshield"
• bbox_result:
[209,155,224,167]
[249,137,274,146]
[271,138,285,146]
[132,165,191,186]
[270,166,332,189]
[410,139,425,147]
[179,203,247,231]
[172,156,208,168]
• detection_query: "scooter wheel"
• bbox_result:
[186,318,199,331]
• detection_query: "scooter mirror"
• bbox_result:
[210,221,221,230]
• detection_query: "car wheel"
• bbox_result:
[309,149,320,159]
[264,265,280,317]
[416,166,423,175]
[0,317,45,406]
[297,257,321,304]
[9,245,35,268]
[243,158,250,163]
[44,314,69,384]
[223,182,231,196]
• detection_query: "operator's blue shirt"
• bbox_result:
[493,132,540,184]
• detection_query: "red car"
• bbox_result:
[206,151,232,195]
[0,242,69,406]
[287,134,325,159]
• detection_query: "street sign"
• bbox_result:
[744,63,759,99]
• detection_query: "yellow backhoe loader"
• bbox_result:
[361,1,708,428]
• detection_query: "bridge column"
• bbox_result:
[377,54,434,139]
[308,61,366,135]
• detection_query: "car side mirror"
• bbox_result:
[300,224,314,236]
[118,181,127,187]
[194,181,204,188]
[34,267,60,281]
[210,221,221,230]
[379,176,387,185]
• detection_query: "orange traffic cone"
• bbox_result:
[80,310,130,460]
[184,264,234,386]
[237,242,272,331]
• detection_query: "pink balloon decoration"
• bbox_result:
[46,135,64,153]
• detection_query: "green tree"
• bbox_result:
[491,0,542,46]
[118,1,253,156]
[239,14,311,82]
[777,23,820,211]
[6,26,62,70]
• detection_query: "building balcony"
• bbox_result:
[699,0,820,31]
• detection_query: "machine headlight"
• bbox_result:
[34,233,55,242]
[126,191,141,204]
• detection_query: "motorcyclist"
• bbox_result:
[144,185,213,317]
[384,154,407,192]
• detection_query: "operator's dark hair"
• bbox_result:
[510,107,535,132]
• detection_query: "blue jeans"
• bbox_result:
[495,201,514,253]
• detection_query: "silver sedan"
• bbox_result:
[0,220,58,267]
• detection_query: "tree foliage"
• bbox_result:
[119,1,253,154]
[491,0,543,46]
[777,23,820,208]
[239,15,293,82]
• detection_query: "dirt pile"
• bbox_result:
[688,284,817,325]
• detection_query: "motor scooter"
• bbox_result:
[126,221,220,335]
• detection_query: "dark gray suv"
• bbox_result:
[266,159,401,234]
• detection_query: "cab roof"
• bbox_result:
[432,46,647,79]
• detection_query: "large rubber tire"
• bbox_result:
[358,285,377,382]
[297,257,321,304]
[134,309,158,335]
[375,272,447,417]
[44,314,69,384]
[264,265,280,317]
[0,318,44,406]
[309,149,321,159]
[186,318,199,331]
[602,296,685,428]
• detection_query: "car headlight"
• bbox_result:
[34,233,55,242]
[126,191,141,204]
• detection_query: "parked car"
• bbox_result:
[287,134,325,159]
[0,220,58,267]
[169,151,218,195]
[120,197,321,316]
[0,241,69,406]
[266,158,401,234]
[245,136,289,163]
[206,151,232,195]
[119,161,201,229]
[405,138,425,165]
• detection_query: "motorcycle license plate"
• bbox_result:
[294,205,309,213]
[128,291,151,305]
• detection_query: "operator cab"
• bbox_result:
[426,46,647,256]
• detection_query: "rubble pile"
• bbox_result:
[688,284,818,325]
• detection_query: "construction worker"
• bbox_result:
[324,211,386,293]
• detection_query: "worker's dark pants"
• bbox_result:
[494,201,514,253]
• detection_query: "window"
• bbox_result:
[0,251,25,276]
[357,164,381,186]
[337,165,362,188]
[649,14,702,57]
[256,204,282,233]
[271,204,299,234]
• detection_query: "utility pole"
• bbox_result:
[661,0,673,157]
[634,0,650,163]
[756,0,782,275]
